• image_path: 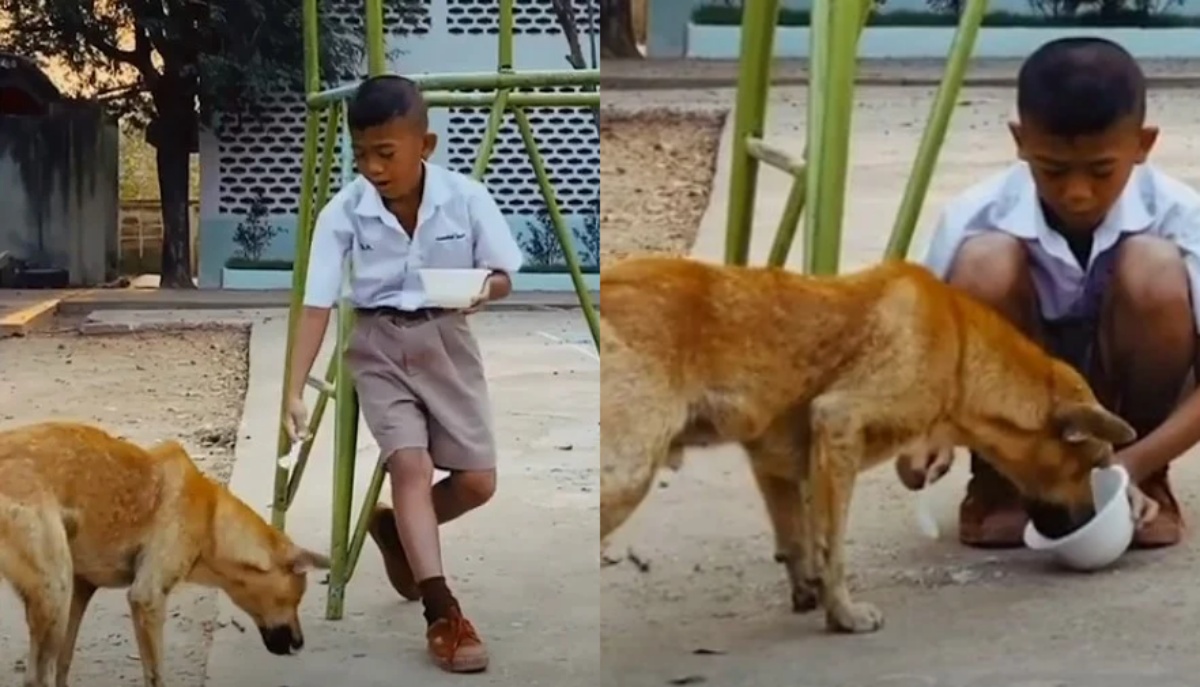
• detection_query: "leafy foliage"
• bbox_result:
[0,0,427,127]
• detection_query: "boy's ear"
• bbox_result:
[422,132,439,160]
[1008,121,1026,160]
[1136,125,1159,164]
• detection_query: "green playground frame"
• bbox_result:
[271,0,600,620]
[722,0,988,272]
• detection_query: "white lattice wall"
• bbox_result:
[446,0,598,35]
[209,0,598,219]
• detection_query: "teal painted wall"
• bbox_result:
[199,211,600,288]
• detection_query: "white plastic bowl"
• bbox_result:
[1023,465,1134,572]
[419,268,491,309]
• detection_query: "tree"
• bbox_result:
[601,0,641,58]
[0,0,424,287]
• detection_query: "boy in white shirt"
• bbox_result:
[920,37,1200,549]
[284,75,524,672]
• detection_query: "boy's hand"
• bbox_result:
[284,395,310,443]
[462,275,494,315]
[1128,484,1160,529]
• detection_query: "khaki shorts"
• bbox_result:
[345,309,497,472]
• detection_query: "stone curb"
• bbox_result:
[77,320,255,336]
[600,74,1200,91]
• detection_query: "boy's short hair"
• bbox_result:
[1016,37,1146,137]
[347,75,429,131]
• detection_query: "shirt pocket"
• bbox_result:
[423,220,475,268]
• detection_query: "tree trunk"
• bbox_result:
[149,76,198,289]
[600,0,641,58]
[155,131,194,288]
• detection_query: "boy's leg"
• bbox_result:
[1097,234,1192,548]
[348,312,490,672]
[946,233,1044,548]
[366,468,496,602]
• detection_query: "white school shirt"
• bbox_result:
[921,162,1200,330]
[303,162,525,310]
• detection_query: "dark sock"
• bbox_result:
[418,576,458,626]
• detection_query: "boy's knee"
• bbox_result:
[452,470,497,508]
[946,233,1033,309]
[387,448,434,485]
[1112,235,1191,317]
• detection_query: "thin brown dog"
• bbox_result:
[600,255,1138,634]
[0,422,331,687]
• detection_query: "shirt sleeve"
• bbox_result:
[468,185,525,274]
[918,209,966,281]
[302,202,352,308]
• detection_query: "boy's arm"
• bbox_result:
[468,186,525,302]
[288,205,352,400]
[1119,208,1200,482]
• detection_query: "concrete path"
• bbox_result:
[601,57,1200,90]
[205,308,598,685]
[601,85,1200,684]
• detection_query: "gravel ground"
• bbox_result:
[0,327,250,687]
[600,109,727,261]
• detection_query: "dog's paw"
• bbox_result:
[791,586,818,613]
[826,601,885,634]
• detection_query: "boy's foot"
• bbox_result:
[367,505,420,601]
[427,606,489,673]
[1133,469,1184,549]
[958,465,1028,549]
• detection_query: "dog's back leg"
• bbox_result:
[600,342,686,543]
[0,504,73,687]
[744,413,817,614]
[55,579,98,687]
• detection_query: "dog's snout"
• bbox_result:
[259,625,302,656]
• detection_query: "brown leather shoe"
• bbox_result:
[427,607,489,673]
[1133,469,1185,549]
[958,456,1028,549]
[367,505,420,601]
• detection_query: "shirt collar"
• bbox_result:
[992,162,1153,265]
[353,161,452,223]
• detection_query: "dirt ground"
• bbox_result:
[600,109,726,261]
[0,327,249,686]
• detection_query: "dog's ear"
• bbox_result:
[1053,402,1136,446]
[288,546,332,574]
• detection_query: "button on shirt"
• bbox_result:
[921,162,1200,330]
[303,163,525,310]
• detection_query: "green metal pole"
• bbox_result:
[768,172,807,267]
[425,91,596,107]
[472,91,511,180]
[365,0,386,76]
[768,0,871,269]
[326,299,360,621]
[344,459,389,581]
[283,102,343,508]
[274,0,324,530]
[886,0,988,260]
[513,107,599,348]
[498,0,514,70]
[309,70,600,107]
[804,0,861,275]
[723,0,780,266]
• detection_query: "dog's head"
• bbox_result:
[223,542,331,656]
[202,496,331,656]
[983,361,1135,512]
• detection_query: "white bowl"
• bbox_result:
[419,268,491,309]
[1023,465,1134,572]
